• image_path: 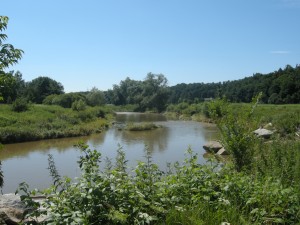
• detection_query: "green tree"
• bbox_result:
[26,76,64,103]
[86,87,105,106]
[0,72,16,102]
[0,16,24,103]
[0,16,23,71]
[140,73,170,112]
[0,70,25,103]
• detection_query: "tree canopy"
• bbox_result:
[0,16,24,103]
[106,73,170,112]
[168,65,300,104]
[0,16,23,71]
[26,76,64,104]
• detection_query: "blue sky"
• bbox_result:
[1,0,300,92]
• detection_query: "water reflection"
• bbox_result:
[114,127,169,153]
[115,112,167,123]
[0,113,218,193]
[0,133,106,160]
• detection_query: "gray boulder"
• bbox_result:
[203,141,223,153]
[0,194,25,224]
[0,194,47,224]
[254,128,274,139]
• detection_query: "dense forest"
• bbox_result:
[168,64,300,104]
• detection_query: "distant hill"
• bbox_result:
[169,64,300,104]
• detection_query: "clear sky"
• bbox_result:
[1,0,300,92]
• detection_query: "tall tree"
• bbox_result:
[26,76,64,103]
[140,73,169,112]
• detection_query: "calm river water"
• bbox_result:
[0,113,218,193]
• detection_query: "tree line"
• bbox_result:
[169,64,300,104]
[2,64,300,113]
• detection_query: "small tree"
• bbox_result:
[208,94,261,172]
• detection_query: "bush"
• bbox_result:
[72,99,86,111]
[11,98,29,112]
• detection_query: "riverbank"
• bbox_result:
[0,104,111,144]
[1,103,299,144]
[165,103,300,137]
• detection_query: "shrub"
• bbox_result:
[72,99,86,111]
[207,95,261,172]
[11,98,29,112]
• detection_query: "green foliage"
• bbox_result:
[107,73,170,112]
[125,122,160,131]
[11,97,29,112]
[43,93,86,108]
[19,144,300,224]
[168,64,300,104]
[72,99,87,111]
[0,16,24,71]
[0,72,17,103]
[26,76,64,104]
[86,87,105,106]
[0,104,109,143]
[272,111,300,136]
[254,140,300,187]
[207,95,261,172]
[203,98,229,118]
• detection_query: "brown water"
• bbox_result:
[0,113,218,193]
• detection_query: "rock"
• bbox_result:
[216,147,229,155]
[203,141,223,153]
[0,194,47,224]
[254,128,274,139]
[0,194,25,224]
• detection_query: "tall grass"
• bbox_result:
[0,104,110,143]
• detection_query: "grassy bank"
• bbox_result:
[166,102,300,136]
[0,104,112,144]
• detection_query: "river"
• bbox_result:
[0,112,218,193]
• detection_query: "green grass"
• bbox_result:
[0,104,110,143]
[125,122,161,131]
